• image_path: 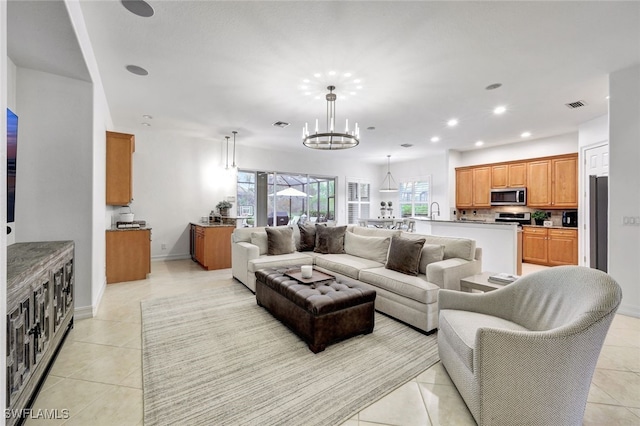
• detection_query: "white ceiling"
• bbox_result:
[8,1,640,165]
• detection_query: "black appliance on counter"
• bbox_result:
[494,212,531,227]
[562,211,578,227]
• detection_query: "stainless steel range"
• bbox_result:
[494,212,531,227]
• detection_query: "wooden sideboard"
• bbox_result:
[106,229,151,283]
[6,241,75,426]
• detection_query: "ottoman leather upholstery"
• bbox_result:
[255,268,376,353]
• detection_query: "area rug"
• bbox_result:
[141,284,439,426]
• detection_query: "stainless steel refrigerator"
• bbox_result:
[589,175,608,272]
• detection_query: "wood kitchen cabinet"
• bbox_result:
[106,229,151,283]
[192,225,235,270]
[492,162,527,188]
[526,154,578,209]
[106,131,135,205]
[522,226,577,266]
[455,166,491,208]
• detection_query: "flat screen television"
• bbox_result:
[7,108,18,241]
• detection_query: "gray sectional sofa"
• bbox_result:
[231,224,482,332]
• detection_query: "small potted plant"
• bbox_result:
[387,201,393,217]
[216,200,232,216]
[380,201,387,217]
[532,210,547,225]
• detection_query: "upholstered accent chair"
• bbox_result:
[438,266,622,426]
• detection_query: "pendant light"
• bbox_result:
[380,155,398,193]
[224,136,230,170]
[231,131,237,168]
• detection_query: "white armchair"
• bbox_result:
[438,266,622,425]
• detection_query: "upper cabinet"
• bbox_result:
[492,162,526,188]
[456,153,578,209]
[527,154,578,208]
[106,131,135,205]
[455,166,491,208]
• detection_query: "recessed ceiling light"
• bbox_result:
[430,136,440,143]
[142,122,151,127]
[328,71,336,76]
[304,92,311,95]
[447,118,458,127]
[521,131,532,138]
[344,73,352,77]
[493,106,507,115]
[121,0,154,18]
[142,114,153,119]
[475,140,484,146]
[300,85,308,90]
[126,64,148,76]
[485,83,502,90]
[313,73,321,78]
[303,79,310,83]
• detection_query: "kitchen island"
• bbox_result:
[413,218,521,275]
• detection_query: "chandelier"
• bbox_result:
[380,155,398,193]
[302,85,360,150]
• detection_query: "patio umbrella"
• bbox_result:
[275,187,308,222]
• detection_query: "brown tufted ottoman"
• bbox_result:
[255,267,376,353]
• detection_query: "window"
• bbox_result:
[237,170,336,227]
[399,178,431,218]
[346,179,370,224]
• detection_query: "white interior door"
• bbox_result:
[583,143,609,266]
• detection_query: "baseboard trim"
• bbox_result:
[74,305,94,320]
[151,253,191,261]
[617,304,640,319]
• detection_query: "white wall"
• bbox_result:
[609,64,640,317]
[579,115,608,147]
[129,131,380,259]
[455,132,579,167]
[1,1,8,419]
[15,68,94,310]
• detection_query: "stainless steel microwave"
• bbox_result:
[490,188,527,206]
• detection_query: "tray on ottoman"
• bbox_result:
[255,267,376,353]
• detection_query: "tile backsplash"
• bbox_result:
[454,206,567,226]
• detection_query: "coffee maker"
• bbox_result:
[562,211,578,227]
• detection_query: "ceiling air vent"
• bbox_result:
[565,100,587,109]
[272,121,290,128]
[400,143,413,148]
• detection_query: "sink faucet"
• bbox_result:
[430,201,441,220]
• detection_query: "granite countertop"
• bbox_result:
[107,227,152,231]
[522,224,577,230]
[413,218,517,226]
[190,222,236,228]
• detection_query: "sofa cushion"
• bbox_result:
[265,227,295,255]
[251,232,268,255]
[419,244,445,274]
[314,225,347,254]
[359,267,439,304]
[439,309,528,372]
[298,222,322,252]
[344,231,391,264]
[248,253,313,272]
[385,236,425,276]
[314,254,384,280]
[423,235,476,261]
[352,226,401,239]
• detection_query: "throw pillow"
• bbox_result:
[419,244,445,275]
[298,222,324,252]
[344,231,391,263]
[386,236,426,276]
[314,225,347,254]
[250,232,268,255]
[265,227,296,255]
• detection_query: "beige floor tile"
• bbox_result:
[611,314,640,331]
[583,402,640,425]
[588,381,622,405]
[28,377,115,422]
[71,318,141,347]
[338,419,359,426]
[596,345,640,372]
[415,361,454,386]
[359,381,431,426]
[591,369,640,408]
[69,346,140,385]
[604,327,640,348]
[49,341,112,378]
[418,383,476,426]
[119,368,142,389]
[63,386,142,426]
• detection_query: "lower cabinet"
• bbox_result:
[191,225,235,270]
[523,227,578,266]
[6,241,74,426]
[106,229,151,283]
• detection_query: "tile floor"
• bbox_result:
[25,260,640,425]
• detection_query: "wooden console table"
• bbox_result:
[6,241,74,426]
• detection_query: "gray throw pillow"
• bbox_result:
[386,236,426,276]
[251,232,268,255]
[265,227,295,255]
[419,244,445,274]
[298,222,324,252]
[314,225,347,254]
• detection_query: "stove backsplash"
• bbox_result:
[454,207,564,226]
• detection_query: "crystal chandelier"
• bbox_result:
[302,85,360,150]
